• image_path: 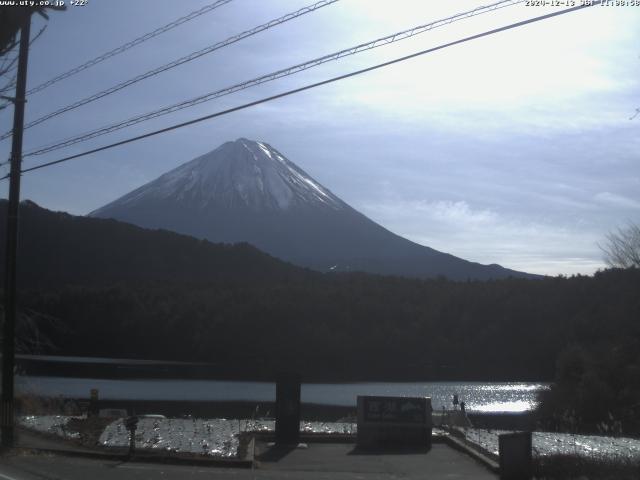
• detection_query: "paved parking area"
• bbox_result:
[255,442,498,479]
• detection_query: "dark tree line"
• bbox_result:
[13,269,640,384]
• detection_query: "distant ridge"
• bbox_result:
[91,138,538,280]
[0,200,303,289]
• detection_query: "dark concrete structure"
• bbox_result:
[275,373,301,445]
[499,431,532,480]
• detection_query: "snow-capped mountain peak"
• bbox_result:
[90,138,537,280]
[94,139,343,214]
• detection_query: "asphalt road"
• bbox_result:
[0,443,497,480]
[1,454,252,480]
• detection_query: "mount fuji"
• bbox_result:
[90,138,535,280]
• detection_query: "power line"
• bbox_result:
[22,0,524,158]
[0,0,339,141]
[1,1,599,181]
[25,0,234,96]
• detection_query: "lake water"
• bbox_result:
[17,376,547,412]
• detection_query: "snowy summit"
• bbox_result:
[94,139,343,214]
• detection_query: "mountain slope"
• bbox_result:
[91,138,536,280]
[0,200,306,289]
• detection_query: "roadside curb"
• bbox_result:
[252,432,356,443]
[11,445,254,468]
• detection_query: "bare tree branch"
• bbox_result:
[0,53,18,76]
[599,223,640,269]
[0,24,47,110]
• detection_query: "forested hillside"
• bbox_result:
[1,202,639,395]
[0,200,306,288]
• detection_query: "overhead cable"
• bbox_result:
[23,0,523,157]
[0,0,339,141]
[25,0,234,96]
[2,1,599,180]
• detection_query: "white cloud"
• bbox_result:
[359,198,605,276]
[594,192,640,210]
[413,200,498,226]
[320,2,640,136]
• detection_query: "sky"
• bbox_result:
[0,0,638,276]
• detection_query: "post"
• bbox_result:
[2,12,31,449]
[88,388,99,417]
[125,416,138,457]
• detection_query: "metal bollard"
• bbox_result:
[88,389,99,417]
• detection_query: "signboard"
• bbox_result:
[363,396,427,423]
[357,395,432,450]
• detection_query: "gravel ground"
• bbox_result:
[19,415,357,458]
[25,415,637,461]
[458,427,640,460]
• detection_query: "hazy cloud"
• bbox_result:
[360,197,605,275]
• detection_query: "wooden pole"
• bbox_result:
[2,11,31,449]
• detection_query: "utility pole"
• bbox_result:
[2,10,31,449]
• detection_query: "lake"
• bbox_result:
[17,376,547,412]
